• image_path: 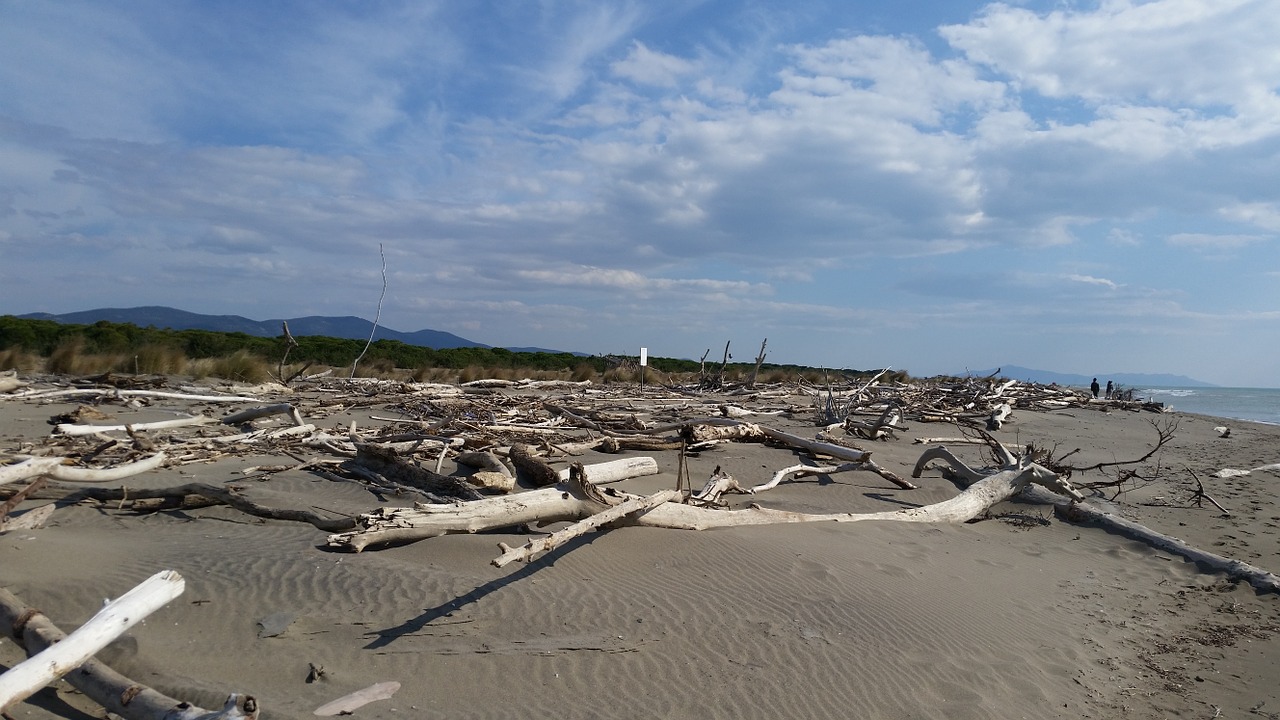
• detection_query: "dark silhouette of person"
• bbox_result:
[1090,378,1100,398]
[1105,380,1114,399]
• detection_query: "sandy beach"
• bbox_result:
[2,375,1278,720]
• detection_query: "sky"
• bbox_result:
[1,1,1278,387]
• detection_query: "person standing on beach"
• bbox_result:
[1091,378,1100,398]
[1105,380,1114,399]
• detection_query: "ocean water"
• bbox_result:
[1138,387,1280,425]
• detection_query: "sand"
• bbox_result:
[2,378,1278,720]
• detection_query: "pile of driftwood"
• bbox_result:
[0,370,1270,717]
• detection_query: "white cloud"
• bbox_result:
[941,0,1278,108]
[1221,202,1280,232]
[612,42,698,87]
[514,265,768,295]
[1066,273,1120,290]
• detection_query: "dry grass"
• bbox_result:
[46,338,125,375]
[125,344,188,375]
[201,350,271,384]
[0,348,41,372]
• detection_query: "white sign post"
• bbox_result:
[639,347,648,385]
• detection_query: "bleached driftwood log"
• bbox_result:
[750,461,880,493]
[494,465,680,567]
[455,451,515,493]
[1054,502,1280,594]
[555,456,658,484]
[0,452,167,488]
[911,445,1280,594]
[326,448,1082,552]
[0,575,258,720]
[0,571,184,711]
[55,416,216,436]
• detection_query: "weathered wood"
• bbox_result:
[220,403,304,427]
[0,571,184,712]
[494,466,679,566]
[986,402,1012,430]
[0,388,264,403]
[508,443,561,487]
[0,453,167,487]
[314,682,401,716]
[0,578,258,720]
[348,443,483,501]
[692,467,749,504]
[752,424,918,490]
[554,456,659,484]
[1055,501,1280,594]
[55,415,216,436]
[0,503,55,532]
[326,451,1074,552]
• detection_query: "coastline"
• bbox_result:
[2,376,1278,719]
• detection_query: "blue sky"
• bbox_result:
[2,1,1277,387]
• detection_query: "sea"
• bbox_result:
[1137,387,1280,426]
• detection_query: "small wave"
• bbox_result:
[1143,388,1196,397]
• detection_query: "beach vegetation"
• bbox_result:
[207,350,271,384]
[0,315,904,386]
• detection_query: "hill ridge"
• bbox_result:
[18,306,489,351]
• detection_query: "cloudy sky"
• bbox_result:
[2,1,1277,386]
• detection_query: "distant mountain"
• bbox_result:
[18,306,489,350]
[965,365,1216,388]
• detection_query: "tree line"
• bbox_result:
[0,315,903,382]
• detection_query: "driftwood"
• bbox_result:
[54,415,216,436]
[508,443,561,487]
[314,682,400,717]
[911,445,1280,594]
[680,421,917,490]
[844,404,906,440]
[0,571,185,711]
[494,464,680,567]
[986,402,1012,430]
[692,467,750,505]
[0,453,167,488]
[220,403,304,427]
[348,443,483,502]
[0,576,258,720]
[325,447,1085,552]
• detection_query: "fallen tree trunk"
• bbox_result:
[326,452,1074,552]
[1053,502,1280,594]
[912,445,1280,594]
[0,577,258,720]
